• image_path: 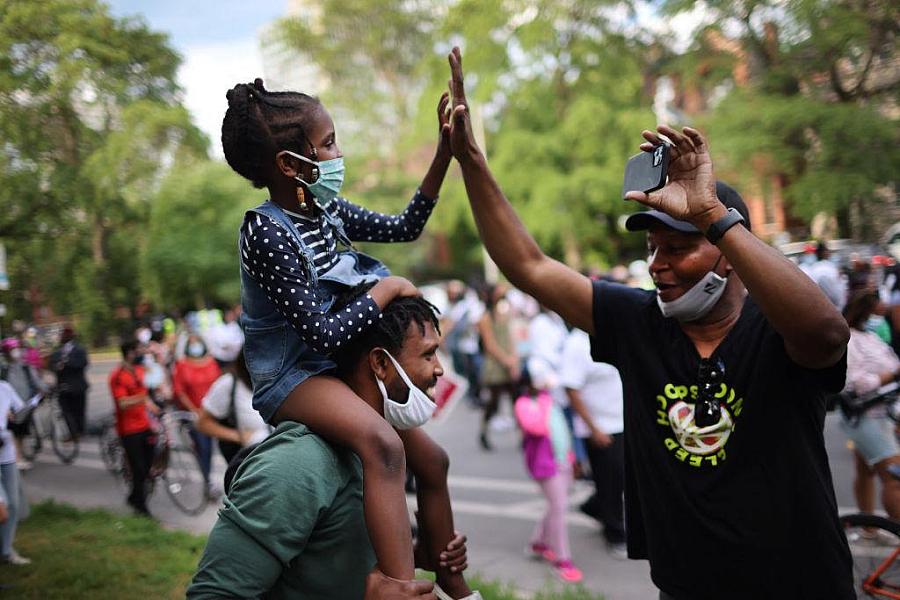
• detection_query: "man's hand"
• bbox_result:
[364,569,436,600]
[414,526,469,573]
[439,531,469,573]
[447,47,480,165]
[624,125,725,231]
[0,502,8,524]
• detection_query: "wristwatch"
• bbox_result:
[705,207,745,244]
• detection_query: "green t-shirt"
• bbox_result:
[187,422,375,599]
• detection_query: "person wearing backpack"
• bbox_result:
[1,338,44,471]
[196,349,270,464]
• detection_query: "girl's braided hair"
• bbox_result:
[221,78,322,188]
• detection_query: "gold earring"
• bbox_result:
[297,186,307,211]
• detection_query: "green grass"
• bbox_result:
[3,501,205,599]
[5,501,604,599]
[421,571,606,600]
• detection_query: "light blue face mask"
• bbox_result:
[282,150,345,208]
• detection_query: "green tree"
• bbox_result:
[273,0,441,156]
[0,0,207,342]
[659,0,898,239]
[143,161,260,311]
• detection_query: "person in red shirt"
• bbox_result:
[172,334,221,495]
[108,338,158,516]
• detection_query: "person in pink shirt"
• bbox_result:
[514,370,582,584]
[840,289,900,519]
[173,334,221,496]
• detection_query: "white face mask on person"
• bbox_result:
[186,342,206,358]
[375,349,436,430]
[656,254,728,322]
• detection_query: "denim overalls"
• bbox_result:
[239,200,390,422]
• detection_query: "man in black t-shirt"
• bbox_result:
[443,48,854,600]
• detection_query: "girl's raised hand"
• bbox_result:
[437,91,451,160]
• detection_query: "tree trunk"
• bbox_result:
[91,217,106,266]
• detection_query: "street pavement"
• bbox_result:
[22,357,863,599]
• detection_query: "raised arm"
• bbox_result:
[626,125,849,369]
[445,48,594,334]
[336,92,452,245]
[334,193,438,243]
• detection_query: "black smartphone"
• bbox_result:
[622,143,670,199]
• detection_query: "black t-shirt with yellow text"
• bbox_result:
[589,280,853,600]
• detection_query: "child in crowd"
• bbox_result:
[221,79,475,598]
[515,369,583,583]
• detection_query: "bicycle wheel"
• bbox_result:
[162,418,207,515]
[98,420,122,474]
[841,512,900,598]
[50,403,79,464]
[20,416,40,461]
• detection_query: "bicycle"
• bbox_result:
[835,381,900,598]
[98,404,210,515]
[18,388,79,464]
[841,512,900,598]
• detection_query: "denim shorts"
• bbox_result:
[251,357,337,424]
[841,415,900,466]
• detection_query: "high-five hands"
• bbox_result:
[446,47,481,165]
[624,125,724,230]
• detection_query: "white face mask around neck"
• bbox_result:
[656,254,728,322]
[374,349,436,430]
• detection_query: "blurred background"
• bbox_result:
[1,0,896,347]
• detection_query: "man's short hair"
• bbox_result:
[332,285,441,378]
[120,338,139,359]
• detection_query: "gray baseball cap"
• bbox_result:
[624,181,752,233]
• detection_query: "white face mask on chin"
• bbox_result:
[656,255,728,322]
[375,349,437,430]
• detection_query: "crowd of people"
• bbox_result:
[800,240,900,527]
[106,305,274,517]
[0,323,92,566]
[439,276,630,571]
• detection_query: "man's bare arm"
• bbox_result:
[446,48,594,334]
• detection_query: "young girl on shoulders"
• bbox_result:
[222,79,475,598]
